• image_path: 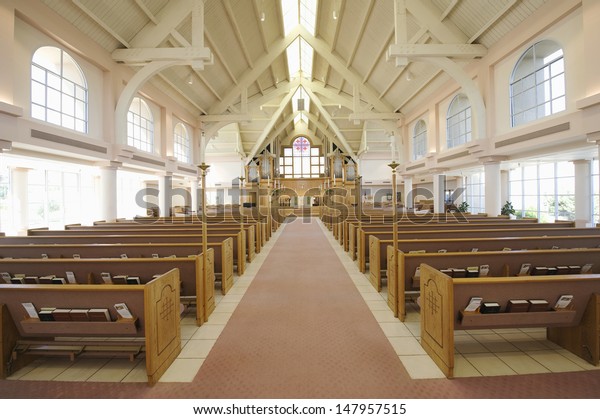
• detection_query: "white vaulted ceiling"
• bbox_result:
[39,0,548,160]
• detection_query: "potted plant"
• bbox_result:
[457,201,469,213]
[501,201,516,218]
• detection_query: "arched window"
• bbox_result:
[446,94,471,149]
[31,46,88,133]
[127,97,154,153]
[279,136,324,178]
[510,40,565,127]
[173,122,191,163]
[412,119,427,160]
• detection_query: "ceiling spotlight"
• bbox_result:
[405,71,413,81]
[260,11,266,22]
[333,10,338,20]
[187,74,194,85]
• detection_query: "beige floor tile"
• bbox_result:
[366,300,391,311]
[220,294,244,303]
[388,336,427,356]
[361,293,385,301]
[472,333,520,353]
[228,287,249,295]
[121,361,148,382]
[213,302,239,313]
[399,355,446,379]
[181,324,200,340]
[379,322,413,337]
[19,359,74,381]
[455,334,489,354]
[206,312,234,325]
[404,322,421,337]
[555,349,600,370]
[453,354,482,378]
[403,311,421,322]
[87,358,143,382]
[495,352,550,374]
[159,358,204,382]
[53,359,109,382]
[526,350,585,373]
[180,339,216,358]
[356,284,377,293]
[462,353,517,376]
[372,309,399,323]
[466,328,496,335]
[180,315,200,325]
[496,332,549,351]
[191,324,226,340]
[521,329,548,340]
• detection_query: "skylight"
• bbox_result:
[282,0,316,80]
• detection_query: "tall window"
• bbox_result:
[464,171,485,214]
[446,94,471,149]
[412,119,427,160]
[31,46,88,133]
[0,166,10,234]
[510,40,565,127]
[509,162,575,222]
[593,160,599,223]
[279,136,324,178]
[174,122,191,164]
[127,97,154,153]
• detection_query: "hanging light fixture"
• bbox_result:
[187,72,194,85]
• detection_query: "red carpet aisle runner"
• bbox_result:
[190,217,410,398]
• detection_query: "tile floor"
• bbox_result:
[6,218,600,383]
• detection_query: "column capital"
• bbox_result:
[587,131,600,144]
[95,160,122,170]
[571,159,592,165]
[0,139,12,152]
[479,155,508,165]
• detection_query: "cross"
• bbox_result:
[428,289,440,316]
[160,296,174,321]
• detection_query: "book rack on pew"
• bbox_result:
[0,269,181,385]
[418,263,600,378]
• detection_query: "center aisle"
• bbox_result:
[191,217,410,398]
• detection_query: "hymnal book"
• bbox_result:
[568,265,581,274]
[551,245,560,249]
[41,253,48,259]
[111,275,128,284]
[51,308,72,321]
[69,309,89,321]
[152,254,159,258]
[65,271,77,284]
[24,276,39,284]
[1,272,11,283]
[126,276,140,285]
[547,267,558,275]
[73,254,80,259]
[10,277,24,284]
[554,295,574,310]
[120,254,128,259]
[555,265,570,275]
[408,250,425,254]
[581,263,593,274]
[518,263,531,275]
[440,268,454,277]
[506,299,530,313]
[464,297,483,312]
[471,248,478,252]
[88,308,111,322]
[51,277,66,285]
[466,267,479,278]
[528,299,549,312]
[452,268,466,278]
[413,266,421,280]
[480,302,501,314]
[38,275,55,284]
[532,266,548,276]
[38,308,56,321]
[479,264,490,277]
[114,303,133,319]
[438,249,447,253]
[502,247,511,251]
[100,272,112,284]
[21,302,39,319]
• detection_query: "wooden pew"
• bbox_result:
[419,263,600,378]
[0,255,212,325]
[368,234,600,294]
[392,247,600,322]
[0,268,181,384]
[354,223,588,273]
[29,227,248,274]
[14,232,239,282]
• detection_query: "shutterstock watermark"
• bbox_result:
[132,175,468,225]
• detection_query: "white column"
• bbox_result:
[11,167,29,235]
[158,172,172,217]
[432,173,445,214]
[99,164,119,221]
[403,176,413,209]
[484,161,501,216]
[573,160,592,227]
